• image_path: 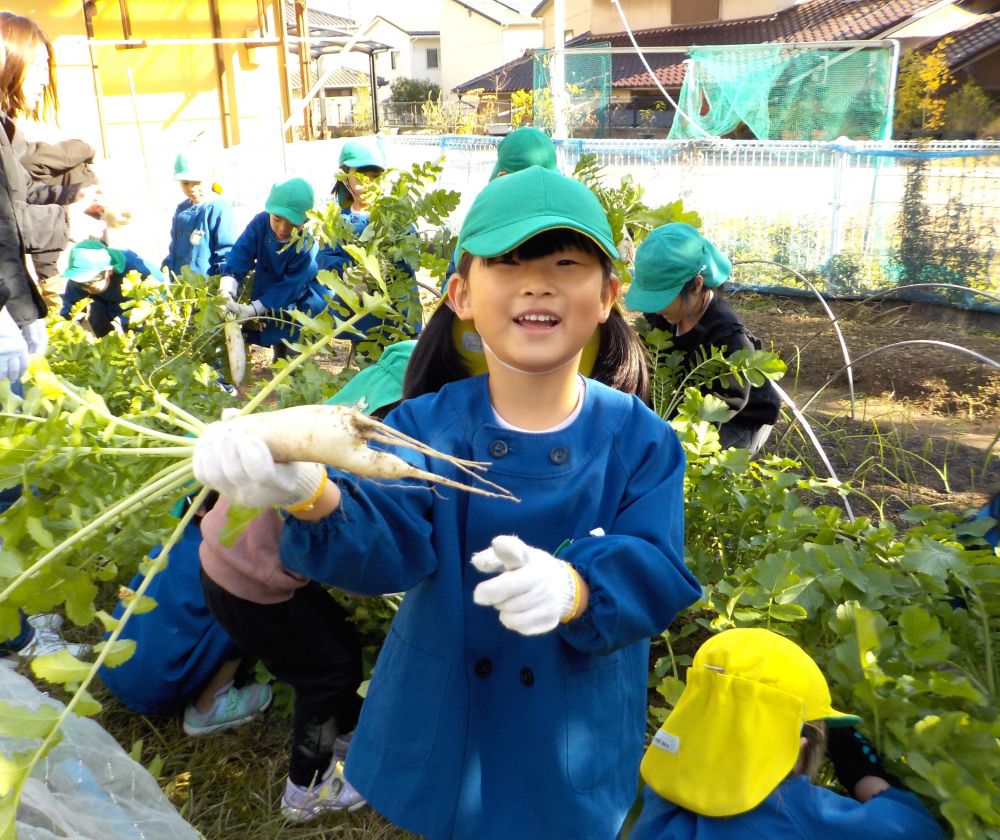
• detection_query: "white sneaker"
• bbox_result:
[17,623,88,659]
[280,772,366,822]
[26,613,65,634]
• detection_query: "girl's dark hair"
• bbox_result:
[403,229,650,401]
[796,721,828,782]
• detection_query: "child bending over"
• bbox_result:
[219,178,322,360]
[633,627,943,839]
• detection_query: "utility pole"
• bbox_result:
[552,0,567,138]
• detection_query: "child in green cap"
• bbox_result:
[59,240,163,337]
[163,149,236,278]
[316,136,422,344]
[626,222,781,455]
[192,164,701,839]
[632,628,943,839]
[219,177,322,359]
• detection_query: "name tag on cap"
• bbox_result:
[461,331,483,353]
[651,730,680,754]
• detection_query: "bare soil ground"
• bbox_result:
[82,292,997,840]
[735,293,1000,518]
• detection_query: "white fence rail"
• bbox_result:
[207,136,999,309]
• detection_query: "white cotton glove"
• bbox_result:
[616,231,636,267]
[0,308,30,383]
[218,276,239,299]
[21,318,48,357]
[192,420,327,509]
[472,534,579,636]
[67,204,106,243]
[225,299,264,319]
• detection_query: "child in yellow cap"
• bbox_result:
[192,165,701,839]
[632,628,943,839]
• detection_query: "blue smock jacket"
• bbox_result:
[315,209,423,341]
[98,522,237,715]
[224,211,320,346]
[281,376,700,840]
[60,249,163,337]
[163,198,236,277]
[630,775,944,840]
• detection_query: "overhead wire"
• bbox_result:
[609,0,711,136]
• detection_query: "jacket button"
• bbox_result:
[549,446,569,465]
[489,440,509,458]
[519,667,534,687]
[475,658,492,678]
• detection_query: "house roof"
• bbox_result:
[290,65,370,92]
[284,1,391,57]
[284,0,354,32]
[455,0,945,92]
[453,0,540,27]
[923,10,1000,68]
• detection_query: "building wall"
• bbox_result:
[440,2,505,96]
[6,1,288,162]
[591,0,668,35]
[411,35,443,88]
[538,0,591,48]
[719,0,795,21]
[501,24,544,64]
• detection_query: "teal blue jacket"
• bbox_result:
[631,775,944,840]
[281,376,699,840]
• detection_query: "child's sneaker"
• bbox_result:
[17,615,89,659]
[280,772,366,823]
[333,729,355,763]
[182,682,272,737]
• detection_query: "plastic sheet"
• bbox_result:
[0,668,200,840]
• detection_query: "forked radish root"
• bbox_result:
[224,319,246,385]
[228,404,517,500]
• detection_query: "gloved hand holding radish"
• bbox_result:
[190,404,513,514]
[471,535,585,635]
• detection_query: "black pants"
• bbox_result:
[201,571,363,786]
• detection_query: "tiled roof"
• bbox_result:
[284,1,354,32]
[454,0,942,92]
[290,66,370,91]
[922,11,1000,68]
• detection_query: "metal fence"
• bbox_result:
[216,135,1000,311]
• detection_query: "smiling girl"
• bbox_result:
[192,166,701,839]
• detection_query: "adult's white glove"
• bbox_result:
[67,204,106,243]
[218,276,239,299]
[0,308,30,383]
[472,535,579,635]
[193,420,327,510]
[21,318,48,357]
[225,299,264,320]
[616,231,636,267]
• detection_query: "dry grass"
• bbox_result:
[93,682,419,839]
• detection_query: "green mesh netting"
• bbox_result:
[533,44,611,137]
[669,44,894,141]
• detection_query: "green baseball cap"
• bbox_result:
[325,340,416,415]
[489,127,557,181]
[265,177,315,226]
[63,240,126,283]
[173,150,209,182]
[339,137,387,171]
[624,223,732,313]
[455,166,618,264]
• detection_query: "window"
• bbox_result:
[426,48,439,69]
[390,50,399,70]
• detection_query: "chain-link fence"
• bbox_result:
[215,135,999,311]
